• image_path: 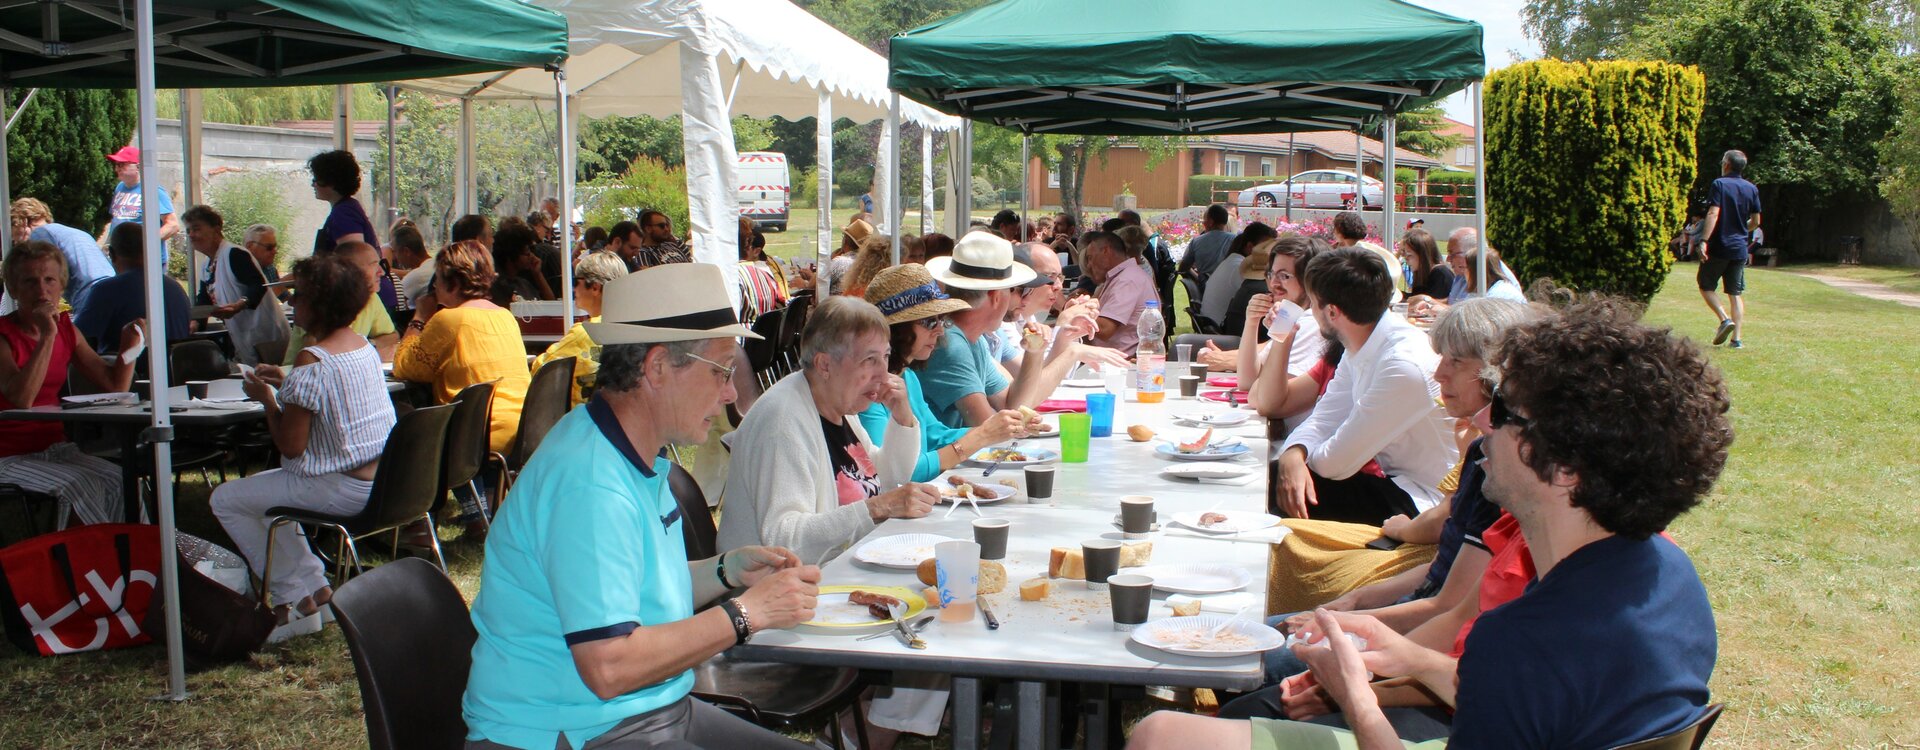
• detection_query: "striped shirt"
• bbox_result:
[277,343,396,477]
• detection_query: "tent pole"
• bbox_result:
[135,0,187,702]
[457,97,475,217]
[888,93,902,264]
[555,68,573,325]
[2,87,11,258]
[1353,129,1363,203]
[678,47,742,309]
[960,121,974,235]
[1384,113,1397,250]
[816,90,832,298]
[1285,132,1294,223]
[386,85,399,225]
[1473,80,1488,295]
[1020,134,1029,242]
[920,128,933,235]
[180,90,203,300]
[333,84,352,152]
[3,88,36,133]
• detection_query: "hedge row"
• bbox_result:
[1187,175,1263,206]
[1485,59,1706,302]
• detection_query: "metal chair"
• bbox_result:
[260,403,456,600]
[500,357,574,495]
[1607,704,1726,750]
[668,462,869,748]
[443,382,498,526]
[329,557,475,750]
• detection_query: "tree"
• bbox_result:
[375,92,565,243]
[157,84,387,126]
[1363,102,1466,157]
[576,115,790,181]
[6,89,136,232]
[1523,0,1669,59]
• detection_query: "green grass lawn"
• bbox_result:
[1,265,1915,748]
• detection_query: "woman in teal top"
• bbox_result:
[859,264,1033,481]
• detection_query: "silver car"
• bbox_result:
[1235,170,1385,210]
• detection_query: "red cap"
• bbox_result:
[106,146,140,163]
[1405,218,1424,229]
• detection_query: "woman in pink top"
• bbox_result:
[0,240,141,526]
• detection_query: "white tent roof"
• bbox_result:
[398,0,960,128]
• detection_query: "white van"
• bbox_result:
[737,152,791,232]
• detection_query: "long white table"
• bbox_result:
[732,386,1276,749]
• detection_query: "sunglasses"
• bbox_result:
[1488,386,1531,430]
[914,317,947,331]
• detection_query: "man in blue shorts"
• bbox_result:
[1695,149,1762,349]
[462,263,818,750]
[1127,300,1731,749]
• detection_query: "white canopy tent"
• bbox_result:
[397,0,963,292]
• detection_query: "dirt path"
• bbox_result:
[1792,272,1920,309]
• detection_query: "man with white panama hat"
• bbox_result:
[463,263,815,750]
[921,231,1125,428]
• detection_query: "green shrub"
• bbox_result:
[1187,175,1262,206]
[1426,169,1477,185]
[582,157,690,237]
[791,165,818,207]
[1485,59,1705,303]
[207,172,298,264]
[1395,167,1419,184]
[5,89,135,233]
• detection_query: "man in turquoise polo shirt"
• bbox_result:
[463,263,819,750]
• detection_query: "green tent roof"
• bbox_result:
[889,0,1483,135]
[0,0,568,88]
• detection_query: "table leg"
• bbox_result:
[1015,681,1045,750]
[119,427,144,523]
[1043,682,1062,750]
[953,676,982,750]
[1084,683,1112,749]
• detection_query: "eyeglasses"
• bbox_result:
[915,317,946,331]
[684,351,737,381]
[1266,269,1296,282]
[1488,386,1530,430]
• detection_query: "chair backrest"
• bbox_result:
[743,309,785,375]
[329,557,476,750]
[443,381,496,490]
[349,403,457,535]
[510,357,575,469]
[170,339,231,384]
[667,463,718,560]
[254,340,289,370]
[1178,276,1216,334]
[1607,704,1726,750]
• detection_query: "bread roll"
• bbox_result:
[915,558,1007,594]
[1049,543,1150,579]
[923,586,942,608]
[1019,577,1052,601]
[1170,599,1202,617]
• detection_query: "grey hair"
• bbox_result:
[243,224,276,244]
[1722,149,1747,174]
[800,296,889,368]
[573,251,629,287]
[596,340,708,393]
[1447,227,1478,255]
[940,282,988,305]
[1429,297,1536,364]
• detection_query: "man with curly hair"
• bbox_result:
[1128,300,1732,750]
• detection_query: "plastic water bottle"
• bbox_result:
[1135,300,1167,403]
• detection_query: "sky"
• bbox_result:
[1403,0,1543,124]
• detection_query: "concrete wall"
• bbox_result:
[144,119,383,262]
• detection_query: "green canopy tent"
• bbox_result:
[888,0,1488,268]
[0,0,567,700]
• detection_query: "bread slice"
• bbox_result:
[1170,599,1202,617]
[916,557,1007,594]
[1019,577,1052,601]
[1120,541,1153,567]
[1048,547,1086,579]
[923,586,942,608]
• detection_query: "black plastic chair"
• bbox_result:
[502,357,574,494]
[329,557,475,750]
[1180,276,1219,335]
[1608,704,1726,750]
[443,381,497,526]
[169,339,233,384]
[668,462,868,748]
[777,293,813,375]
[260,403,456,603]
[743,309,786,389]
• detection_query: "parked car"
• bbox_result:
[1235,170,1384,210]
[737,151,791,232]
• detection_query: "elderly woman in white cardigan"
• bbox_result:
[719,296,939,565]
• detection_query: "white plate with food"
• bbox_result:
[934,474,1020,504]
[1154,442,1252,462]
[1023,420,1060,438]
[964,446,1059,468]
[1159,464,1255,481]
[852,533,961,569]
[61,392,137,406]
[1173,411,1252,428]
[1060,378,1104,388]
[804,585,928,628]
[1132,614,1284,658]
[1122,564,1253,595]
[1170,510,1283,535]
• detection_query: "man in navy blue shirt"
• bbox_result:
[75,222,190,355]
[1695,149,1762,349]
[1129,301,1731,750]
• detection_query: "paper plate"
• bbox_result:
[964,446,1059,468]
[1169,510,1282,535]
[852,533,961,569]
[1122,564,1253,595]
[1060,378,1104,388]
[934,474,1020,504]
[1199,390,1249,405]
[1154,443,1252,462]
[1132,614,1284,658]
[1174,411,1252,427]
[1205,375,1239,388]
[803,585,928,628]
[1024,421,1060,438]
[1160,464,1254,481]
[61,392,136,405]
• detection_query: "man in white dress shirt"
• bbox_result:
[1275,247,1458,525]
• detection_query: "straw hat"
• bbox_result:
[925,230,1035,291]
[1242,238,1279,281]
[864,264,974,324]
[585,263,761,344]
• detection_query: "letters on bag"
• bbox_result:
[0,524,160,656]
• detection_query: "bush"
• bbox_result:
[1186,175,1262,206]
[582,157,690,238]
[1426,169,1477,185]
[207,172,297,263]
[1485,59,1705,303]
[6,89,135,233]
[791,165,818,207]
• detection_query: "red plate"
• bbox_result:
[1199,390,1249,405]
[1206,375,1238,388]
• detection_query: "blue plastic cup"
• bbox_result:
[1087,392,1116,437]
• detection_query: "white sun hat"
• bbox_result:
[925,230,1036,291]
[585,263,762,344]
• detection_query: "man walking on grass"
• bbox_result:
[1696,149,1762,349]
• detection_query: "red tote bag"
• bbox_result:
[0,523,161,656]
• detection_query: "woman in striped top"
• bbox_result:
[212,254,396,628]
